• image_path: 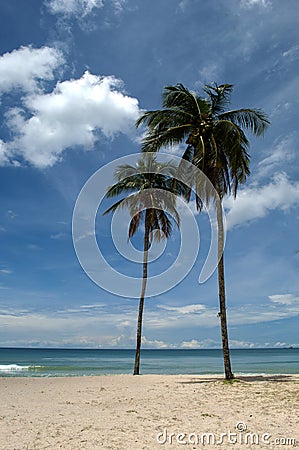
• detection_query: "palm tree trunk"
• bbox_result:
[216,199,234,380]
[133,211,150,375]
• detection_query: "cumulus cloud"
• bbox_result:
[229,339,256,348]
[0,46,64,93]
[46,0,103,17]
[3,71,141,167]
[181,339,203,348]
[141,336,171,348]
[224,173,299,229]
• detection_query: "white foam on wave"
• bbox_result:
[0,364,30,372]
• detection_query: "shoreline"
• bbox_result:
[1,374,298,449]
[1,369,299,378]
[1,371,299,378]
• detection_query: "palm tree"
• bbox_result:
[136,83,270,380]
[103,154,180,375]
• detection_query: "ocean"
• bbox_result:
[0,348,298,377]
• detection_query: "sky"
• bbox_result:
[0,0,298,350]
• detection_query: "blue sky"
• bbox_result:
[0,0,298,349]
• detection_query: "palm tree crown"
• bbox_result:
[104,153,180,241]
[136,83,270,200]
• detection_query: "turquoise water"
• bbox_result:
[0,348,298,377]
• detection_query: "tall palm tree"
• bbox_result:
[136,83,270,380]
[103,154,180,375]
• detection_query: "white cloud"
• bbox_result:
[158,304,206,315]
[181,339,203,348]
[274,341,287,348]
[50,232,67,240]
[46,0,103,17]
[152,296,299,331]
[0,46,64,93]
[224,173,299,229]
[257,135,295,178]
[178,0,190,11]
[6,210,18,219]
[141,336,171,348]
[273,341,299,348]
[229,339,256,348]
[146,306,218,330]
[0,269,13,275]
[269,294,299,306]
[282,44,299,62]
[241,0,271,8]
[198,63,221,83]
[181,338,256,349]
[112,0,127,15]
[4,71,141,167]
[79,303,104,309]
[0,140,10,165]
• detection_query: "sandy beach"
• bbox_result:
[0,374,298,449]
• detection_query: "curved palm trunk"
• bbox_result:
[216,200,234,380]
[133,211,150,375]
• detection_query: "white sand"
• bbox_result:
[0,374,298,449]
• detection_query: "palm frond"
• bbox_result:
[203,83,233,116]
[219,108,270,136]
[114,164,139,181]
[162,84,210,119]
[214,120,250,196]
[136,109,192,135]
[103,195,135,215]
[157,209,173,239]
[105,176,143,198]
[156,190,180,226]
[162,84,196,110]
[141,124,192,152]
[128,211,143,239]
[192,135,207,170]
[172,147,194,201]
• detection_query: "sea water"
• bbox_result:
[0,347,298,377]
